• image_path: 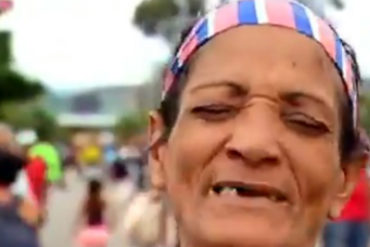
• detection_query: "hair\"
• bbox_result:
[111,160,129,181]
[84,179,105,225]
[0,148,24,186]
[0,123,25,186]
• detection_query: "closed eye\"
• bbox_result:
[282,112,330,135]
[191,104,237,122]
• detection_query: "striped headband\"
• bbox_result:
[162,0,359,128]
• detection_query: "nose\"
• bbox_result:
[225,104,282,167]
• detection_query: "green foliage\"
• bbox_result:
[188,0,203,16]
[360,93,370,133]
[0,102,58,141]
[116,111,148,141]
[134,0,179,35]
[0,32,11,67]
[0,69,44,103]
[0,32,44,104]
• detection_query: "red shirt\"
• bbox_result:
[25,157,47,206]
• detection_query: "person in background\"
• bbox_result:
[0,123,40,247]
[29,139,63,187]
[75,179,110,247]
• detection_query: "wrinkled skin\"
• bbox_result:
[149,26,365,247]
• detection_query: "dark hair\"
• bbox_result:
[159,22,364,162]
[111,160,129,181]
[84,179,105,226]
[88,179,102,195]
[0,149,25,186]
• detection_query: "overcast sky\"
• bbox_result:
[0,0,171,91]
[0,0,370,92]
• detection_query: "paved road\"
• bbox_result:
[41,171,86,247]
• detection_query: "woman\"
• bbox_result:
[148,1,369,247]
[106,161,136,230]
[76,179,109,247]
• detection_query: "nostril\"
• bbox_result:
[226,146,280,166]
[226,149,243,160]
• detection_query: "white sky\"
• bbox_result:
[0,0,171,91]
[326,0,370,79]
[0,0,369,91]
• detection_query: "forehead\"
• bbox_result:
[184,25,343,109]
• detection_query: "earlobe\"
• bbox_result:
[328,154,368,220]
[148,111,167,191]
[328,174,358,220]
[328,171,346,220]
[328,205,342,220]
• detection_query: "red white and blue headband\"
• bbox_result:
[162,0,359,128]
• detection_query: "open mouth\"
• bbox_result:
[210,181,288,203]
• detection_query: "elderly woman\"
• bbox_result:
[147,0,369,247]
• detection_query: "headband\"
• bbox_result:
[162,0,359,128]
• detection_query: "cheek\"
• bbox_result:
[162,118,230,222]
[282,130,340,218]
[166,116,230,187]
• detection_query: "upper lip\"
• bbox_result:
[211,180,289,202]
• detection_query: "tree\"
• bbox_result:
[0,102,59,141]
[0,31,51,137]
[0,69,43,104]
[116,111,148,142]
[134,0,179,36]
[0,32,44,105]
[134,0,203,42]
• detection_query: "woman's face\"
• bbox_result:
[150,26,363,247]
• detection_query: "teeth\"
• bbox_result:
[208,189,216,196]
[230,188,237,196]
[269,195,278,202]
[220,187,237,196]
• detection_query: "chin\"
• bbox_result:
[188,212,292,247]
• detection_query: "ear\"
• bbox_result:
[148,111,168,192]
[328,153,368,220]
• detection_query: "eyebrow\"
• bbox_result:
[189,80,248,96]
